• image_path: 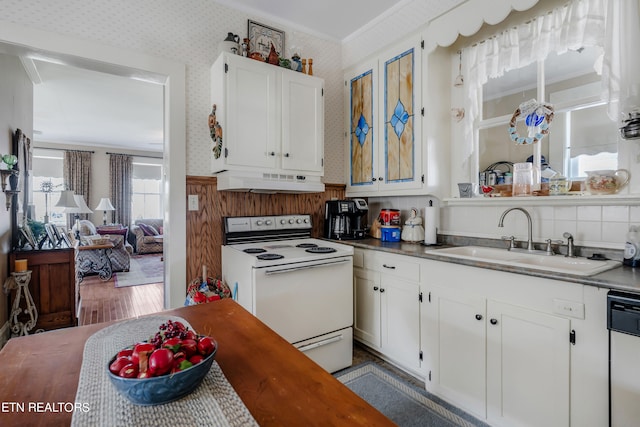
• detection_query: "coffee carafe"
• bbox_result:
[324,199,368,240]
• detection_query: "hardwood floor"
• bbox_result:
[78,273,164,326]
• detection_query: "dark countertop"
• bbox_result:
[336,238,640,294]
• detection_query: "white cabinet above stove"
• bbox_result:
[210,53,324,193]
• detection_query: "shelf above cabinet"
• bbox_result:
[444,194,640,207]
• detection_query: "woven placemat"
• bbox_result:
[72,315,258,427]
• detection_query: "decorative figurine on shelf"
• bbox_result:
[291,53,302,72]
[307,58,313,76]
[508,99,555,145]
[301,58,307,74]
[208,104,223,159]
[279,57,291,69]
[267,42,279,65]
[241,38,249,57]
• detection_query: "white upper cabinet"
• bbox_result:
[281,70,324,173]
[344,35,423,196]
[211,53,324,176]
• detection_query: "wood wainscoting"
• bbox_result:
[185,176,345,285]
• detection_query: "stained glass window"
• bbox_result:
[384,49,414,183]
[350,70,374,186]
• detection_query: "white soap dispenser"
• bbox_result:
[624,225,640,267]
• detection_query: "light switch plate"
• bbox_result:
[188,194,199,211]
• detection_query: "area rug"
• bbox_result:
[335,362,487,427]
[114,253,163,287]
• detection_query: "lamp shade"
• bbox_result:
[95,198,115,211]
[64,195,93,214]
[55,190,79,209]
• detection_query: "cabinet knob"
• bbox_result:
[379,177,384,181]
[475,314,483,321]
[269,152,276,156]
[490,318,498,325]
[380,288,385,293]
[372,177,377,182]
[373,286,379,291]
[284,153,290,157]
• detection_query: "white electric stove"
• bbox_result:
[222,214,354,373]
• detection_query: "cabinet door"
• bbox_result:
[425,287,487,419]
[281,71,324,173]
[353,267,381,348]
[345,60,379,193]
[486,300,570,427]
[380,275,421,370]
[225,54,278,169]
[377,37,422,192]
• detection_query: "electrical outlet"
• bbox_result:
[553,299,585,319]
[188,194,199,211]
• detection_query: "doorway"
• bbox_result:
[0,21,187,310]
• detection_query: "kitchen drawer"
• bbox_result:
[365,251,420,282]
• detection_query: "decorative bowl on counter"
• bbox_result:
[107,341,217,405]
[585,169,630,195]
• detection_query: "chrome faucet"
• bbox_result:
[498,207,534,251]
[563,232,576,257]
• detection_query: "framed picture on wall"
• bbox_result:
[248,20,285,59]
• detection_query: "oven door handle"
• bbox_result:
[296,335,343,353]
[264,259,350,275]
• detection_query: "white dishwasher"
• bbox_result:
[608,290,640,427]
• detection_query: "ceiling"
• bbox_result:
[30,0,404,153]
[212,0,404,41]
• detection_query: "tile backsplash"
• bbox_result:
[367,195,635,250]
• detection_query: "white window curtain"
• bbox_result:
[460,0,627,165]
[602,0,640,121]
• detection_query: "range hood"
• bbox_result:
[216,170,325,194]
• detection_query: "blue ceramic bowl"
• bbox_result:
[107,342,217,405]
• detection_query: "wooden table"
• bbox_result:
[0,299,394,426]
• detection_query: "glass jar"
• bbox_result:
[512,162,533,197]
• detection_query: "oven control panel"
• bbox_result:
[225,215,312,233]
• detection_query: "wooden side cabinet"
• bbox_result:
[10,248,77,331]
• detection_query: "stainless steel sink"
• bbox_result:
[433,245,620,276]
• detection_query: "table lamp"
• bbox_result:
[64,195,93,241]
[95,197,115,225]
[55,190,79,210]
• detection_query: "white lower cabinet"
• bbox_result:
[353,249,608,426]
[486,300,570,427]
[353,250,422,373]
[427,287,571,425]
[421,259,607,427]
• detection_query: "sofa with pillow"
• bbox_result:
[132,218,163,254]
[72,220,132,272]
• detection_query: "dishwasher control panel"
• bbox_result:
[608,290,640,337]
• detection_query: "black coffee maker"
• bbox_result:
[324,199,368,240]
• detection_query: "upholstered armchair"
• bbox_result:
[131,218,163,254]
[73,220,131,272]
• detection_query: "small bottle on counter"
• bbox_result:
[624,225,640,267]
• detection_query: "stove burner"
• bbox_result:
[296,243,318,248]
[256,253,284,260]
[243,248,267,254]
[305,247,337,254]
